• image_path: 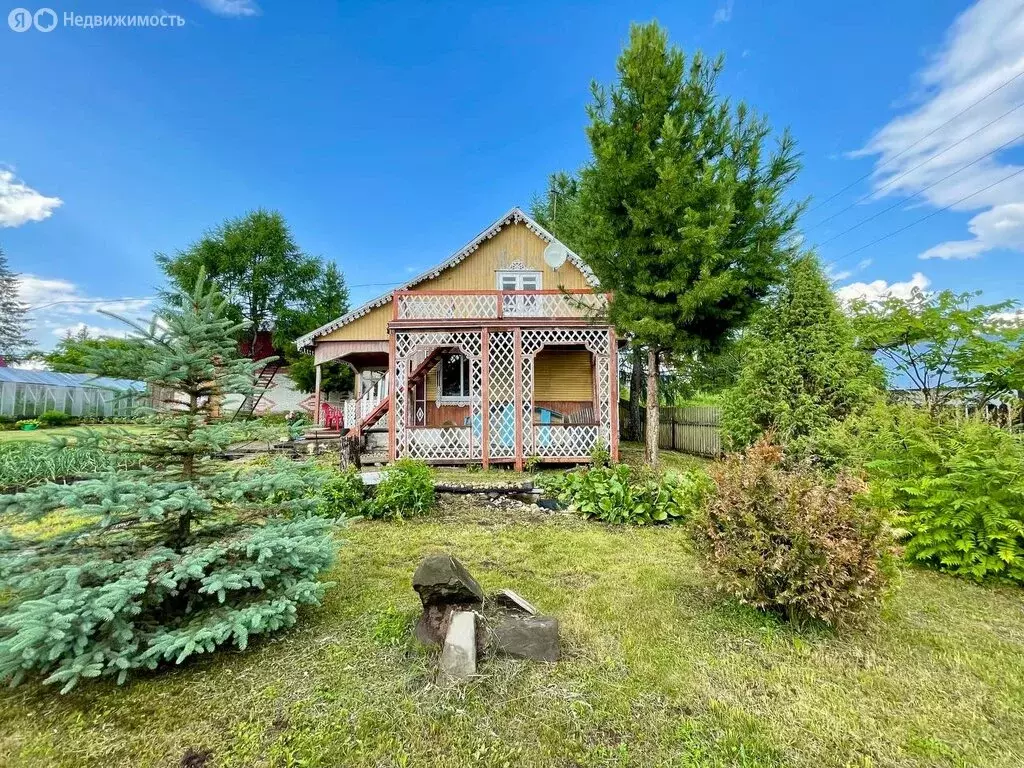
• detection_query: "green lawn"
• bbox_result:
[0,425,153,443]
[2,497,1022,767]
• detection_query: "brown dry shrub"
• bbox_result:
[694,439,893,628]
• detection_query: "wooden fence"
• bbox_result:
[619,404,722,457]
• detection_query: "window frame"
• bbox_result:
[437,352,471,404]
[496,270,543,291]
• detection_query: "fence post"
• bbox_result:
[671,417,677,450]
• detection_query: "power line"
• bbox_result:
[805,67,1024,217]
[813,128,1024,249]
[826,164,1024,268]
[808,99,1024,232]
[26,297,155,312]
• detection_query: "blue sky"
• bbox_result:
[3,0,1023,348]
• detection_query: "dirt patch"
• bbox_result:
[180,748,213,768]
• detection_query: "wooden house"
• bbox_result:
[295,208,620,469]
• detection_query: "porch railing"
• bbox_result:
[393,290,608,322]
[532,424,600,458]
[339,372,389,429]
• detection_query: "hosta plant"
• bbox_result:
[0,272,339,692]
[546,463,710,525]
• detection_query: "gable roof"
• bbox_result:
[296,206,597,350]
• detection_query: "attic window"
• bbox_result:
[496,270,542,291]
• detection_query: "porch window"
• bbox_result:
[437,353,470,403]
[496,270,542,291]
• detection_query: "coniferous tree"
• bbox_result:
[0,246,31,364]
[722,256,881,457]
[0,271,337,692]
[573,23,802,466]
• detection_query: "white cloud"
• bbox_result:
[0,169,62,228]
[990,308,1024,325]
[195,0,260,17]
[835,272,931,305]
[828,269,853,282]
[854,0,1024,260]
[16,274,154,350]
[51,323,132,339]
[857,258,873,270]
[919,201,1024,258]
[713,0,734,24]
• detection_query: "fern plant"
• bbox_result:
[866,412,1024,583]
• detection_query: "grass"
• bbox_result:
[0,425,152,443]
[2,497,1023,767]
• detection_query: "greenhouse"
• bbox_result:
[0,369,145,419]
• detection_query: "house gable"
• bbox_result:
[297,208,597,347]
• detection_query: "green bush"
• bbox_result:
[546,463,710,525]
[693,440,892,627]
[37,410,75,427]
[368,459,435,519]
[865,412,1024,584]
[317,469,367,517]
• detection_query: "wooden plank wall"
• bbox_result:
[619,404,722,457]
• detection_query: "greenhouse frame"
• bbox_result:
[0,369,145,419]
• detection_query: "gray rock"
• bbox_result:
[537,498,560,511]
[413,554,485,607]
[491,615,560,662]
[491,588,538,616]
[439,611,477,681]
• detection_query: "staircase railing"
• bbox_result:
[340,372,389,432]
[232,360,282,421]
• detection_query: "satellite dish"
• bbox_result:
[544,242,568,270]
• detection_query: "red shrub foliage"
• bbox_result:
[695,440,892,627]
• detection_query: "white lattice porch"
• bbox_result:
[391,325,618,467]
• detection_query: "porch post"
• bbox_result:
[481,328,490,470]
[514,328,523,471]
[388,333,397,461]
[610,329,619,463]
[313,364,322,427]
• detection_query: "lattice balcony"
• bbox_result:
[393,290,607,322]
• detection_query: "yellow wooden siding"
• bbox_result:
[534,350,593,401]
[424,361,439,399]
[417,222,592,292]
[316,222,592,343]
[422,351,592,401]
[319,304,390,342]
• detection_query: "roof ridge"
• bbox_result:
[296,206,597,350]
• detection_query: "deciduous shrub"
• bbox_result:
[694,440,892,627]
[37,410,74,427]
[368,459,435,519]
[546,463,710,525]
[866,412,1024,584]
[317,469,367,518]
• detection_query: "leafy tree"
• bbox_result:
[571,23,802,465]
[157,209,322,352]
[722,256,881,458]
[273,262,353,395]
[0,271,337,692]
[850,289,1016,414]
[0,246,31,365]
[43,327,151,380]
[533,174,648,440]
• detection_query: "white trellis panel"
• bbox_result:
[396,294,499,320]
[502,292,607,319]
[394,330,483,461]
[521,327,613,458]
[487,330,516,459]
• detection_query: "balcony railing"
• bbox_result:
[393,290,608,322]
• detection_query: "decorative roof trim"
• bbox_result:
[296,206,598,350]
